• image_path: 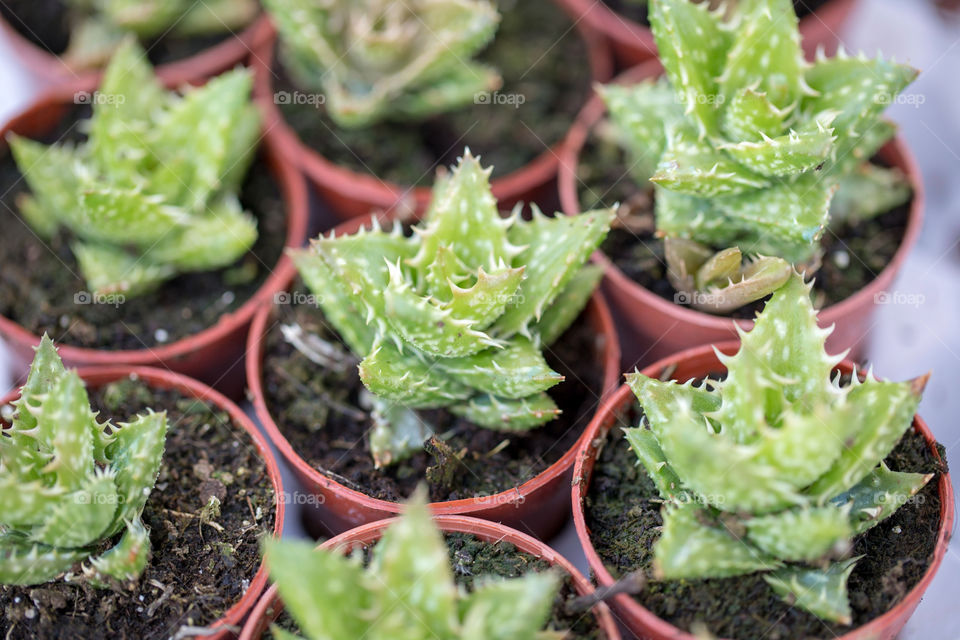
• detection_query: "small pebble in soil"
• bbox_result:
[221,291,235,305]
[832,250,851,269]
[154,328,170,343]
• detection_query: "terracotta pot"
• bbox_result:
[557,62,925,369]
[553,0,859,69]
[571,342,955,640]
[0,80,309,399]
[239,514,622,640]
[0,365,286,640]
[0,13,272,89]
[246,210,621,540]
[250,2,613,221]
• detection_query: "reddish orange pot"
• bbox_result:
[0,13,272,89]
[571,342,955,640]
[557,62,925,369]
[554,0,859,69]
[246,211,621,540]
[250,2,613,221]
[239,514,622,640]
[0,81,309,398]
[0,365,286,640]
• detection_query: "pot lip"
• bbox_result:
[249,2,613,216]
[245,211,621,520]
[553,0,857,55]
[0,13,272,88]
[0,76,309,369]
[557,60,926,334]
[571,341,956,640]
[0,363,286,636]
[239,514,621,640]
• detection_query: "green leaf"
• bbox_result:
[746,505,852,562]
[530,264,603,346]
[441,337,562,399]
[450,393,561,431]
[8,135,86,233]
[623,427,684,500]
[359,339,472,408]
[86,518,151,585]
[446,265,525,330]
[72,242,176,297]
[717,117,836,178]
[30,471,117,548]
[692,256,792,315]
[367,397,435,469]
[831,462,933,534]
[0,537,85,585]
[829,163,911,224]
[36,371,96,491]
[79,186,187,247]
[722,88,790,142]
[601,80,683,182]
[147,196,257,271]
[764,558,858,624]
[105,410,167,532]
[461,571,561,640]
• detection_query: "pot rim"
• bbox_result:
[249,1,613,218]
[245,211,621,523]
[0,78,309,373]
[239,514,621,640]
[571,341,956,640]
[557,61,926,337]
[0,364,286,638]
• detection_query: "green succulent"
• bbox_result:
[62,0,259,70]
[264,490,564,640]
[0,335,168,586]
[292,150,614,466]
[624,273,932,623]
[8,39,261,298]
[601,0,915,312]
[262,0,502,128]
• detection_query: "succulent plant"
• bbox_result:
[623,273,932,623]
[8,39,261,298]
[292,150,614,466]
[601,0,916,312]
[264,490,563,640]
[63,0,259,70]
[0,335,168,586]
[262,0,501,128]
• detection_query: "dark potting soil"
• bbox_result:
[273,0,594,187]
[577,135,911,320]
[265,533,606,639]
[0,0,240,67]
[0,105,287,350]
[601,0,829,25]
[0,375,277,640]
[260,283,606,503]
[583,401,945,640]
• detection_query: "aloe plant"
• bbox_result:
[0,335,168,586]
[601,0,916,312]
[264,490,563,640]
[63,0,258,70]
[262,0,501,128]
[624,273,932,623]
[292,150,614,466]
[8,39,261,298]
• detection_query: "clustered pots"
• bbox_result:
[0,0,954,639]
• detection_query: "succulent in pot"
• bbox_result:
[248,150,620,537]
[0,39,308,394]
[0,338,284,639]
[245,491,620,639]
[253,0,610,218]
[571,273,953,639]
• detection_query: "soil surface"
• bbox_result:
[273,0,594,187]
[0,105,287,350]
[0,0,240,66]
[601,0,830,25]
[266,532,606,639]
[577,134,911,319]
[0,375,277,640]
[261,282,606,503]
[584,400,945,640]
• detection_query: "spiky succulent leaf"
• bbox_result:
[71,242,176,297]
[764,558,859,624]
[623,428,683,500]
[691,256,792,314]
[830,164,911,224]
[86,518,151,584]
[29,472,117,548]
[831,463,933,534]
[367,398,436,469]
[717,117,836,178]
[104,411,167,531]
[148,197,258,271]
[441,337,562,399]
[722,88,790,142]
[745,506,852,562]
[0,537,86,585]
[460,571,560,640]
[600,80,683,182]
[531,265,604,346]
[450,393,561,431]
[359,340,472,408]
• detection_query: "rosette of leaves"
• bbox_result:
[292,150,614,467]
[600,0,916,312]
[8,39,261,298]
[624,273,932,623]
[261,0,502,128]
[62,0,259,70]
[264,490,564,640]
[0,335,168,586]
